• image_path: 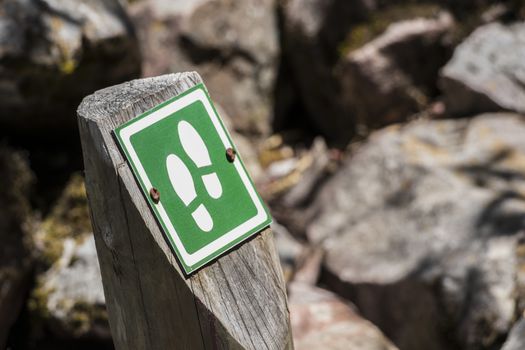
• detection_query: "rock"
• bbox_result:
[291,248,323,286]
[216,104,265,183]
[280,1,454,144]
[33,174,92,268]
[501,317,525,350]
[265,137,339,239]
[232,130,264,183]
[338,12,454,131]
[262,137,333,205]
[32,235,108,340]
[272,221,305,282]
[130,0,278,136]
[0,146,34,348]
[279,0,373,144]
[444,0,525,20]
[280,137,332,208]
[0,0,140,134]
[307,113,525,350]
[289,282,399,350]
[440,22,525,116]
[30,173,109,342]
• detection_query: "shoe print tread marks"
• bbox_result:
[166,120,223,232]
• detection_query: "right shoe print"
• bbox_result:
[166,120,223,232]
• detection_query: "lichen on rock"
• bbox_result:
[34,173,91,268]
[29,174,109,342]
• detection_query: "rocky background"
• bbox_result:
[2,0,525,349]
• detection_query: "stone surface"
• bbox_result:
[279,0,455,144]
[339,12,453,130]
[33,235,108,340]
[0,146,34,348]
[501,317,525,350]
[289,282,399,350]
[0,0,140,134]
[307,113,525,350]
[272,221,305,282]
[216,104,264,183]
[440,22,525,116]
[279,0,374,143]
[130,0,278,136]
[30,174,109,341]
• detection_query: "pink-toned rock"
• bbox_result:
[289,283,398,350]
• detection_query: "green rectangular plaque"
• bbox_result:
[114,83,272,274]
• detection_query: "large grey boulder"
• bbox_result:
[307,113,525,350]
[0,0,140,133]
[440,22,525,116]
[289,282,399,350]
[0,147,34,348]
[130,0,278,136]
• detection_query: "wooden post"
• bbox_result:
[77,72,293,349]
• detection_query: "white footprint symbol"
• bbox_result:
[166,121,223,232]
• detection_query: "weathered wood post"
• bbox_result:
[77,72,292,349]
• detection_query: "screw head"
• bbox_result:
[226,148,236,162]
[149,187,160,204]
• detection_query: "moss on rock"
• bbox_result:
[339,3,442,56]
[68,301,109,337]
[35,173,91,268]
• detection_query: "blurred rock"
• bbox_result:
[0,146,34,348]
[215,104,264,183]
[289,282,399,350]
[516,235,525,314]
[280,137,332,208]
[307,113,525,350]
[501,317,525,350]
[0,0,140,134]
[272,221,305,282]
[444,0,525,20]
[279,1,455,144]
[291,248,323,286]
[261,137,334,207]
[232,131,265,183]
[265,137,339,240]
[130,0,278,136]
[279,0,374,144]
[30,174,109,342]
[32,236,108,340]
[440,22,525,116]
[338,12,453,130]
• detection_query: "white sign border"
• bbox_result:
[118,87,268,270]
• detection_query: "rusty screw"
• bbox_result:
[149,187,160,204]
[226,147,236,162]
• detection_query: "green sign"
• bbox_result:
[115,84,272,274]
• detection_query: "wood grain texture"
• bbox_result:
[77,72,292,350]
